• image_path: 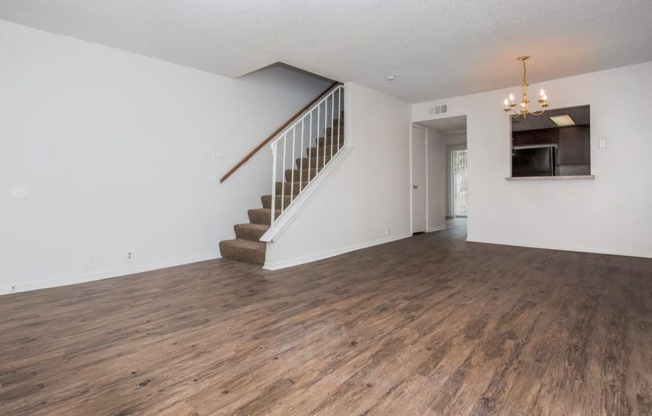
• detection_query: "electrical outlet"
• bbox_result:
[126,251,134,262]
[385,226,390,235]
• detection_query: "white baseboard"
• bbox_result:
[465,236,652,259]
[427,224,446,233]
[263,233,412,270]
[0,254,221,296]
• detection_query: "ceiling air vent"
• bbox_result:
[428,104,448,116]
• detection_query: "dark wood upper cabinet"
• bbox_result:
[512,128,558,147]
[558,126,590,165]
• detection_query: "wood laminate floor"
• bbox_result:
[1,220,652,415]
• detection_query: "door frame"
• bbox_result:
[410,124,428,233]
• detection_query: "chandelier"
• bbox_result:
[503,56,548,117]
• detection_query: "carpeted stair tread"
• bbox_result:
[325,125,345,134]
[261,194,294,210]
[307,145,340,158]
[321,127,344,139]
[248,208,281,225]
[296,155,333,169]
[234,223,269,241]
[317,136,345,146]
[219,239,265,264]
[284,168,320,182]
[318,131,345,141]
[275,181,308,195]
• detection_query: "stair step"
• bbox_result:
[275,181,308,195]
[219,239,265,264]
[296,155,333,169]
[325,125,345,135]
[234,223,269,241]
[248,208,281,225]
[326,119,344,127]
[284,168,320,182]
[307,145,340,158]
[261,194,295,210]
[317,136,344,147]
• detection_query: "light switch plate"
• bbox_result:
[598,139,607,149]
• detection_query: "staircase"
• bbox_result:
[219,117,344,264]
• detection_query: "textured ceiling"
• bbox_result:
[1,0,651,103]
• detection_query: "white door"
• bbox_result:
[412,126,427,233]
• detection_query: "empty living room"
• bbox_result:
[1,1,651,415]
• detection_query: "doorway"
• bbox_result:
[410,115,467,235]
[449,145,468,218]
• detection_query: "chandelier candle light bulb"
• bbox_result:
[503,56,549,118]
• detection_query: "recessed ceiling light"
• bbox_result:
[386,75,396,81]
[549,115,575,127]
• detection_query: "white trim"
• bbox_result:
[263,233,412,270]
[427,224,446,233]
[260,145,354,242]
[0,254,220,296]
[464,237,652,260]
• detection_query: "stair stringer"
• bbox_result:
[260,144,353,244]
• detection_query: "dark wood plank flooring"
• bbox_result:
[1,220,651,415]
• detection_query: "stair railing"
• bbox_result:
[270,84,344,226]
[220,82,339,184]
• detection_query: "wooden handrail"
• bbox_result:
[220,81,341,183]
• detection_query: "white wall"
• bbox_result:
[413,61,652,258]
[426,127,447,231]
[265,83,412,268]
[445,131,467,146]
[0,20,332,294]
